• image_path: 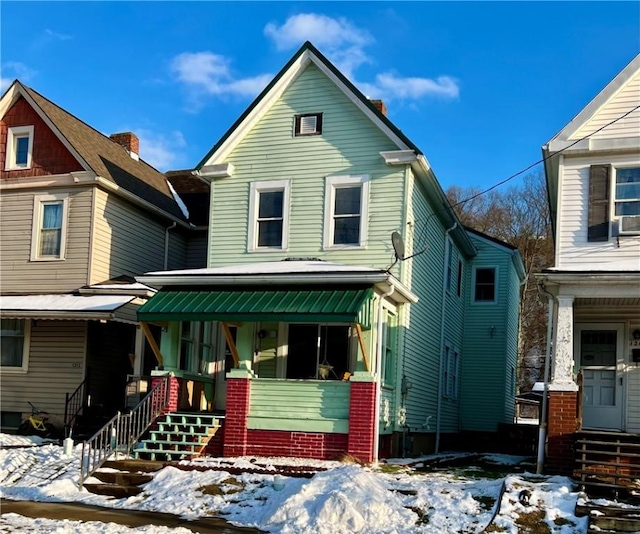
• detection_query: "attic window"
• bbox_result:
[294,113,323,136]
[5,125,34,171]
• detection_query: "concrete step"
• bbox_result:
[92,471,154,486]
[83,482,143,498]
[102,459,165,473]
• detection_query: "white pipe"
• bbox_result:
[435,223,457,453]
[163,222,177,270]
[373,283,395,465]
[536,281,555,474]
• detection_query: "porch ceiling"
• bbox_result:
[575,297,640,307]
[137,287,373,325]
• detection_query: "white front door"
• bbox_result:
[576,324,624,431]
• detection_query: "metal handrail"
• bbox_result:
[79,376,170,489]
[64,375,89,436]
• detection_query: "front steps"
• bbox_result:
[576,501,640,533]
[83,459,163,498]
[134,412,221,462]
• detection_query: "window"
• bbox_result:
[4,125,34,170]
[286,324,351,380]
[446,243,453,293]
[1,319,30,371]
[457,260,463,297]
[294,113,323,136]
[248,180,290,251]
[324,175,369,248]
[614,167,640,234]
[443,342,460,399]
[179,321,217,374]
[31,194,69,261]
[381,310,398,385]
[473,267,497,303]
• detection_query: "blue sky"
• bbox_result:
[2,2,639,192]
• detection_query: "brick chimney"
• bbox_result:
[110,132,140,160]
[370,99,387,116]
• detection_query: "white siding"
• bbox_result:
[571,71,640,140]
[557,154,640,269]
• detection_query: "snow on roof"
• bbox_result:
[0,294,135,312]
[144,260,385,277]
[87,282,155,291]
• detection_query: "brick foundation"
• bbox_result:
[244,430,348,459]
[223,377,251,457]
[347,381,376,463]
[151,376,181,414]
[546,391,578,474]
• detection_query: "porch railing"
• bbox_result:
[79,376,170,489]
[64,374,90,437]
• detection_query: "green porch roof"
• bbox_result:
[138,287,373,326]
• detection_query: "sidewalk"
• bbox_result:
[1,498,262,533]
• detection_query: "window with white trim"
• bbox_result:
[1,319,30,371]
[324,175,369,248]
[4,125,34,170]
[180,321,217,375]
[248,180,290,251]
[443,342,460,399]
[473,267,497,303]
[614,167,640,234]
[30,194,69,261]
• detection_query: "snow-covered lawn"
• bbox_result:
[0,434,590,533]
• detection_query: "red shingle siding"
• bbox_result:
[1,97,82,178]
[546,391,578,474]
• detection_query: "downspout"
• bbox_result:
[373,283,395,465]
[435,222,457,453]
[164,222,177,270]
[536,280,555,474]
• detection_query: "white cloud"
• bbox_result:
[370,73,460,100]
[171,52,271,99]
[135,129,186,171]
[1,62,36,90]
[45,29,72,41]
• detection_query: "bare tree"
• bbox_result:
[447,170,554,392]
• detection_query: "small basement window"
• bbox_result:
[294,113,323,136]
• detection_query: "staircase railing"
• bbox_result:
[79,376,170,489]
[64,374,90,437]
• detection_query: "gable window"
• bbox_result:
[294,113,323,136]
[324,175,369,248]
[30,194,69,261]
[1,319,30,372]
[248,180,290,251]
[5,125,34,170]
[443,342,460,399]
[614,167,640,234]
[473,267,497,303]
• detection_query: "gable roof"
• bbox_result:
[465,226,526,281]
[196,41,421,170]
[1,80,187,222]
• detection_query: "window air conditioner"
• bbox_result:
[619,215,640,235]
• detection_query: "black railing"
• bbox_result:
[64,374,90,437]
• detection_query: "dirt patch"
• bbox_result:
[515,509,551,534]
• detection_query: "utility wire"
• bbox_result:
[401,103,640,262]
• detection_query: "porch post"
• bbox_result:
[348,371,376,463]
[223,367,254,457]
[547,295,578,474]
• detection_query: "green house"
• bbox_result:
[137,42,525,462]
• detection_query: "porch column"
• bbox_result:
[547,295,578,474]
[223,367,254,457]
[348,372,376,463]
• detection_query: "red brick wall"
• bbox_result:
[347,381,376,463]
[151,376,181,414]
[223,378,251,457]
[243,429,348,459]
[546,391,578,474]
[1,97,82,179]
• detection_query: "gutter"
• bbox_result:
[435,222,457,453]
[536,281,555,474]
[373,283,395,464]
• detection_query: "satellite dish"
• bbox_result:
[391,231,405,261]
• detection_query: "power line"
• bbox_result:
[402,104,640,262]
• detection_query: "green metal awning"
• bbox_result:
[138,287,373,326]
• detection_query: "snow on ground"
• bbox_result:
[0,434,592,533]
[0,513,193,533]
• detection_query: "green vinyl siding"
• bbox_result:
[208,63,404,269]
[247,379,350,433]
[460,234,518,432]
[255,322,278,378]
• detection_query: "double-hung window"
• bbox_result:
[4,125,34,170]
[381,309,398,386]
[248,180,290,251]
[615,167,640,234]
[443,342,460,399]
[473,267,497,303]
[324,175,369,248]
[31,194,69,261]
[1,319,30,372]
[179,321,217,374]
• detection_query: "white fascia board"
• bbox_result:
[0,310,115,321]
[198,163,235,179]
[203,54,311,166]
[380,150,417,165]
[0,171,96,191]
[0,83,21,118]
